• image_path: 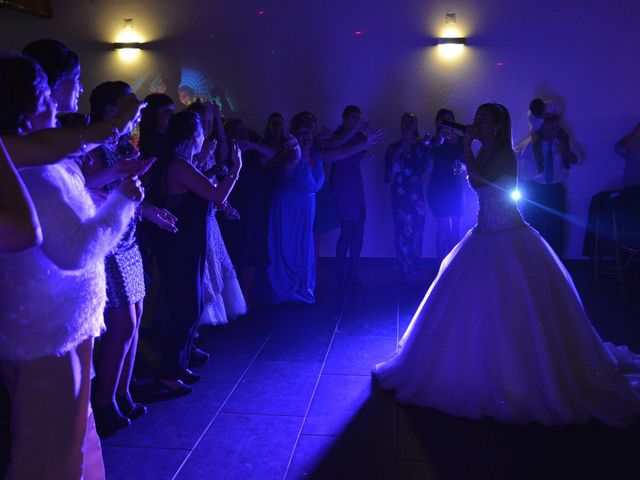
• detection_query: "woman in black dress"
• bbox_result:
[150,111,241,394]
[426,109,466,260]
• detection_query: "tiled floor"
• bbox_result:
[103,259,640,479]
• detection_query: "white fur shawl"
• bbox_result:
[0,159,135,360]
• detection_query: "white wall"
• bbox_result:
[2,0,638,258]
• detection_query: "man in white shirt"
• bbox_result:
[518,105,578,256]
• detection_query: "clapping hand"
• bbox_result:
[115,94,147,135]
[143,205,178,233]
[210,101,222,119]
[366,128,386,146]
[118,176,145,203]
[230,141,243,170]
[222,203,240,220]
[112,156,156,180]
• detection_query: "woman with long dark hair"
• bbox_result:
[374,103,640,428]
[426,108,466,260]
[150,111,241,393]
[138,93,174,159]
[186,101,247,328]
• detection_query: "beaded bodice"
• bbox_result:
[474,175,526,233]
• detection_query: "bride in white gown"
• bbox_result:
[373,103,640,428]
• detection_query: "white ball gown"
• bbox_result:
[373,175,640,428]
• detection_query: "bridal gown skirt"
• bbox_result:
[373,224,640,428]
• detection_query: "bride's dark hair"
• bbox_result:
[478,102,513,152]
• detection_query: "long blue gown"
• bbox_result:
[262,153,325,303]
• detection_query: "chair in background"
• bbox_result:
[612,204,640,298]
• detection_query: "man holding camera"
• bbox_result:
[518,101,579,256]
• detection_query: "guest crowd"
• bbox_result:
[0,38,638,479]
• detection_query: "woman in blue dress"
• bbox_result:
[262,113,385,303]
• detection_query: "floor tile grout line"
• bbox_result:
[103,444,192,452]
[282,293,350,479]
[169,311,283,480]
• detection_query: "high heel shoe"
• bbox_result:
[92,401,131,438]
[189,346,210,368]
[158,378,193,395]
[116,392,148,420]
[181,368,202,385]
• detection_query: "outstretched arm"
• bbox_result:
[319,129,386,164]
[0,139,41,252]
[239,140,277,164]
[175,143,243,206]
[3,94,146,168]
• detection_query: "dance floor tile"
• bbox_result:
[175,413,302,480]
[324,334,397,375]
[286,434,396,480]
[103,383,233,450]
[302,375,396,437]
[257,329,334,363]
[196,353,259,384]
[222,361,322,416]
[100,260,640,479]
[337,314,397,337]
[102,446,188,480]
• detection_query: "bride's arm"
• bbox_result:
[463,126,483,188]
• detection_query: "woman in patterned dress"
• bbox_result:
[385,113,430,283]
[83,81,154,437]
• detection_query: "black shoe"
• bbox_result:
[116,392,148,420]
[189,346,210,368]
[93,401,131,438]
[158,378,193,395]
[181,368,202,385]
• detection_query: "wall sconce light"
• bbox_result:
[435,13,467,60]
[437,37,466,45]
[113,19,143,62]
[113,41,143,49]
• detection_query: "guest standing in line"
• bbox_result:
[0,54,144,480]
[385,112,430,283]
[518,101,579,256]
[261,112,384,303]
[83,81,156,437]
[330,105,373,288]
[426,109,466,261]
[150,111,242,394]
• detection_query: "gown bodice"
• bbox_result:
[474,175,526,233]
